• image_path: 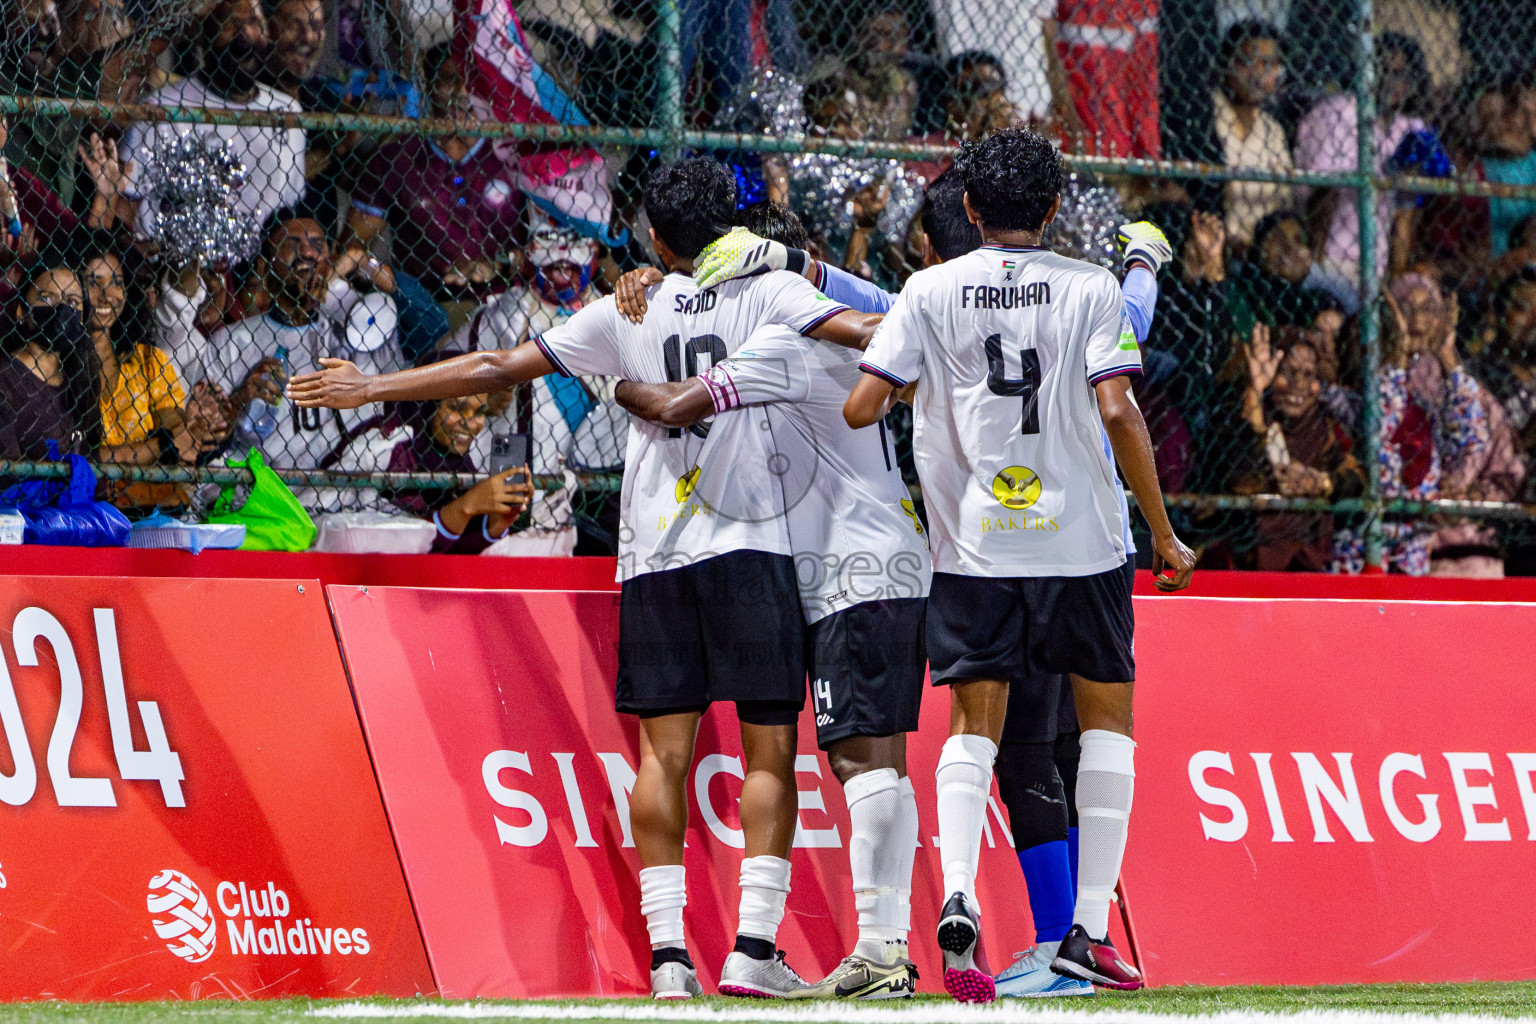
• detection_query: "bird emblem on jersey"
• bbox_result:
[675,466,701,503]
[900,498,926,538]
[991,466,1042,510]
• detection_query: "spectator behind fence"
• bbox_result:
[842,9,925,141]
[1211,20,1293,249]
[940,51,1019,143]
[0,263,98,463]
[347,45,524,300]
[331,354,535,554]
[122,0,307,243]
[1229,212,1352,384]
[930,0,1070,132]
[0,0,62,95]
[1294,32,1428,287]
[266,0,422,235]
[1054,0,1161,158]
[1235,325,1365,571]
[196,217,405,505]
[0,114,80,275]
[441,209,622,555]
[1142,202,1243,492]
[1471,77,1536,256]
[1336,272,1493,575]
[1475,266,1536,472]
[85,246,229,510]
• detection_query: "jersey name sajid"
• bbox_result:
[673,289,720,315]
[961,282,1053,310]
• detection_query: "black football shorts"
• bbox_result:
[616,549,806,722]
[805,597,925,749]
[927,558,1135,687]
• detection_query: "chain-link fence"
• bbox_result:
[2,0,1534,568]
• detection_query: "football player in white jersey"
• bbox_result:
[681,180,1175,1000]
[609,202,930,1000]
[844,129,1195,1002]
[287,158,882,1001]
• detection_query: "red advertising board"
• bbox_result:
[329,585,1071,999]
[0,576,434,1001]
[1127,597,1536,985]
[333,586,1536,994]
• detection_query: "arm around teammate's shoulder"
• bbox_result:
[807,310,885,351]
[1095,374,1196,592]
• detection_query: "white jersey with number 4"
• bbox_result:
[859,244,1141,578]
[700,325,932,623]
[534,270,850,581]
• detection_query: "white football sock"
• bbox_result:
[846,768,905,953]
[895,774,919,936]
[1073,729,1136,940]
[737,855,792,944]
[935,733,997,910]
[639,864,687,947]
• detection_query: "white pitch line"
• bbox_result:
[310,1004,1536,1024]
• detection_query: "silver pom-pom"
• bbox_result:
[1044,172,1125,272]
[716,66,806,138]
[137,133,263,265]
[788,153,925,250]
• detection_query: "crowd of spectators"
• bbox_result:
[2,0,1536,573]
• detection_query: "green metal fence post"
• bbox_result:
[1355,0,1384,570]
[654,0,684,161]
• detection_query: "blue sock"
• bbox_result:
[1067,826,1080,894]
[1016,840,1074,944]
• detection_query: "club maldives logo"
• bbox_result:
[147,869,374,961]
[147,869,218,963]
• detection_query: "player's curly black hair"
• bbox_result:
[956,128,1064,234]
[642,158,739,261]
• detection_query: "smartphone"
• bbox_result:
[489,432,530,482]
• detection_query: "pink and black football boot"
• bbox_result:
[936,892,995,1003]
[1050,924,1143,991]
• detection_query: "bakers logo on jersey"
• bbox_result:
[992,466,1042,510]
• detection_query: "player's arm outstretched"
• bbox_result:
[1096,374,1196,591]
[288,342,558,408]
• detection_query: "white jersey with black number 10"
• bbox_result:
[859,244,1140,578]
[534,270,851,582]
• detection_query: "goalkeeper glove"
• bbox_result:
[695,226,803,288]
[1117,221,1173,276]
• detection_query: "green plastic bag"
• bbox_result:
[208,449,318,551]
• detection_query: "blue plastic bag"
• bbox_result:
[0,445,131,547]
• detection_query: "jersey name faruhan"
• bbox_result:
[701,325,932,623]
[534,271,850,581]
[859,245,1141,578]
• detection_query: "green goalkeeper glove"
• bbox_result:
[694,227,791,288]
[1117,221,1173,276]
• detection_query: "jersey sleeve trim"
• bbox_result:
[532,333,576,377]
[798,303,852,336]
[702,365,741,413]
[859,361,909,387]
[1088,364,1145,386]
[350,200,387,219]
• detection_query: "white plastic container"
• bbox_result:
[314,511,437,554]
[0,510,25,545]
[128,516,246,554]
